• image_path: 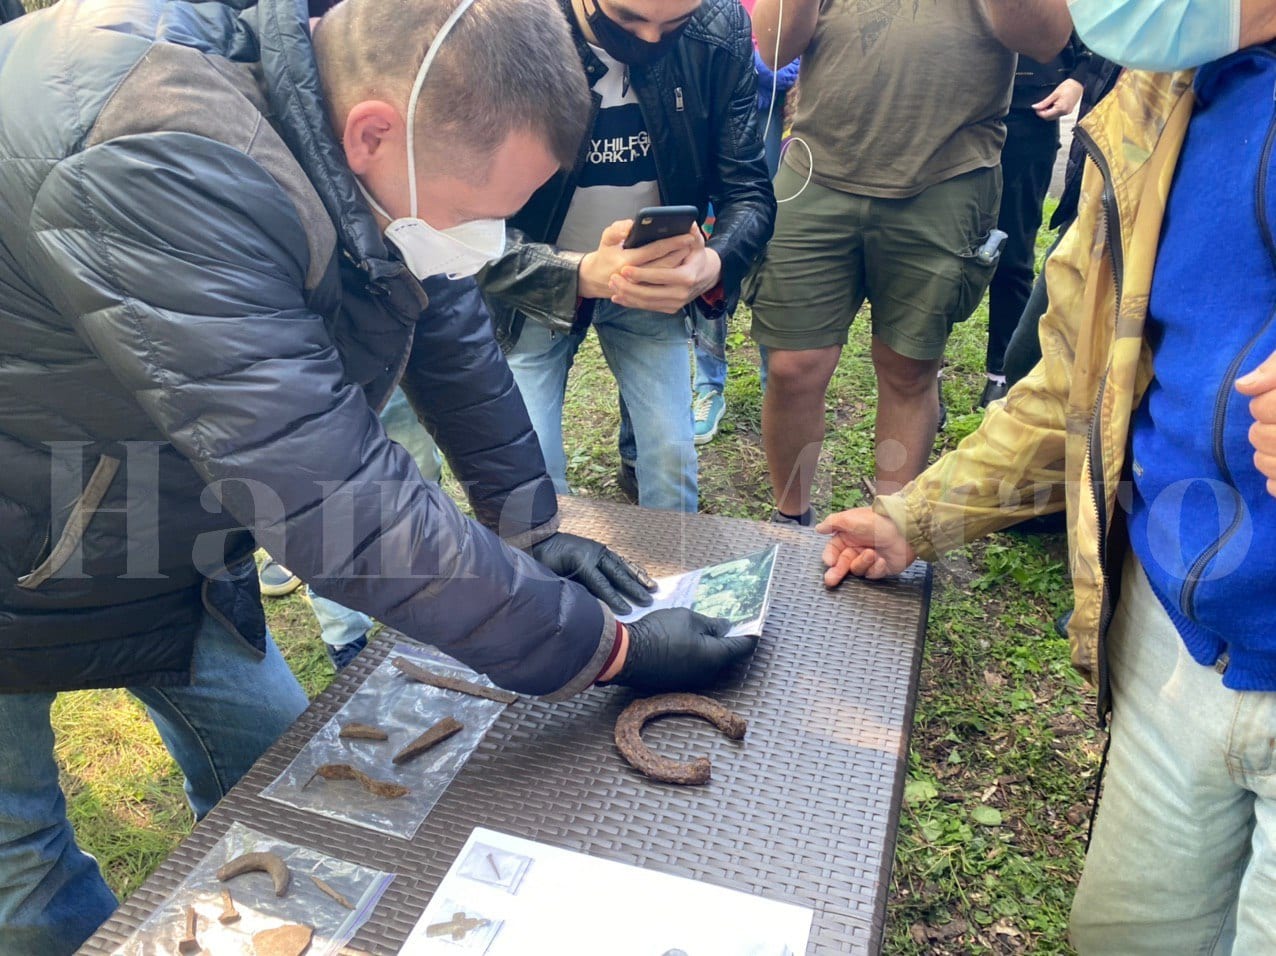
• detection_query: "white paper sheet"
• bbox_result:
[399,827,812,955]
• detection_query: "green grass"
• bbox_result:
[30,82,1094,946]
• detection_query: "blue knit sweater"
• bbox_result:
[1128,46,1276,690]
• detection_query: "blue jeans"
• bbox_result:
[506,302,697,512]
[691,339,770,396]
[310,388,442,647]
[0,615,308,955]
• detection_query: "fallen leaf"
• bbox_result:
[904,778,939,806]
[992,918,1023,938]
[927,918,969,941]
[971,805,1003,827]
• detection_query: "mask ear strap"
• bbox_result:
[404,0,479,219]
[355,179,393,222]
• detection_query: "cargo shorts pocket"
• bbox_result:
[951,241,999,328]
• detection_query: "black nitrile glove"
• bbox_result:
[610,608,757,692]
[528,532,656,614]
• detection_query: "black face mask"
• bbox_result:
[584,0,688,66]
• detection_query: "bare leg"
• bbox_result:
[871,337,943,496]
[762,345,842,515]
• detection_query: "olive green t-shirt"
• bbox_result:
[785,0,1016,199]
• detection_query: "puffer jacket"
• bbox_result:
[874,69,1196,721]
[0,0,615,697]
[479,0,775,351]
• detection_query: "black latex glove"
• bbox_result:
[609,608,757,692]
[528,532,656,614]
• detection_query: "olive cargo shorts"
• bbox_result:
[746,164,1002,360]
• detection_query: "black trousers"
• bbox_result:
[986,108,1060,375]
[1004,229,1067,386]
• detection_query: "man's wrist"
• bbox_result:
[693,248,723,300]
[578,251,607,300]
[703,247,722,287]
[597,621,628,683]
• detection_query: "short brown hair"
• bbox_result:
[314,0,589,175]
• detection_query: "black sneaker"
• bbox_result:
[1054,610,1073,641]
[978,378,1009,409]
[616,461,638,504]
[325,632,368,671]
[769,506,815,527]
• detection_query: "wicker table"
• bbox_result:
[82,497,931,955]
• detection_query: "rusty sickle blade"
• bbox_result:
[391,657,518,704]
[216,851,292,897]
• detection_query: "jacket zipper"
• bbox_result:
[680,97,705,187]
[1074,125,1123,725]
[668,75,704,191]
[1179,74,1276,625]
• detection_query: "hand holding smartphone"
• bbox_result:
[622,205,700,249]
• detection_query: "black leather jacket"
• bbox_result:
[479,0,776,350]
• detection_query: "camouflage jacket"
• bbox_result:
[875,70,1197,719]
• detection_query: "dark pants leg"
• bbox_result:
[987,109,1059,375]
[1004,229,1066,386]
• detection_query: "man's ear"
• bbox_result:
[341,101,401,175]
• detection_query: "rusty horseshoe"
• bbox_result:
[217,851,291,897]
[614,693,746,785]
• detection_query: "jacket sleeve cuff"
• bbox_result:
[503,510,560,551]
[491,477,561,549]
[540,603,618,702]
[872,492,941,563]
[547,250,586,324]
[696,282,728,318]
[521,249,585,333]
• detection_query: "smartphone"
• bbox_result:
[623,205,700,249]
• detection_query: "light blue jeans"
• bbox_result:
[1069,554,1276,953]
[691,339,769,396]
[309,388,442,647]
[506,301,697,512]
[0,615,308,955]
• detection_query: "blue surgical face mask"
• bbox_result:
[1068,0,1242,72]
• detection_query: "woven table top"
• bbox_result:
[82,496,931,955]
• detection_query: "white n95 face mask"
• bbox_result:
[357,0,507,280]
[1068,0,1242,72]
[380,215,506,280]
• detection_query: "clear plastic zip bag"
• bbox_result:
[113,821,393,955]
[261,643,509,838]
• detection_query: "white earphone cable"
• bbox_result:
[762,0,813,204]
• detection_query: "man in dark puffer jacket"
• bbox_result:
[0,0,757,950]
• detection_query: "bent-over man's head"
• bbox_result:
[313,0,590,230]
